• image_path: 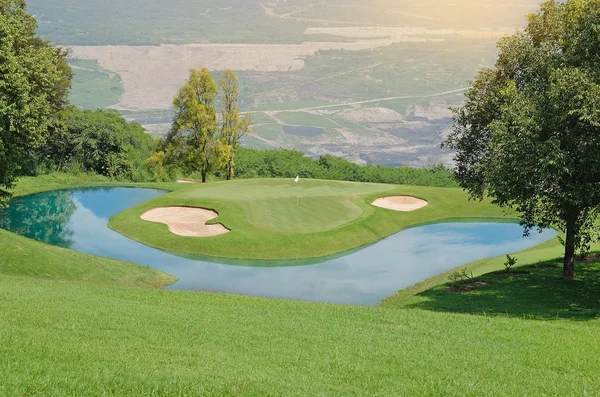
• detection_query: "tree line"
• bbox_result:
[233,148,457,187]
[0,0,158,204]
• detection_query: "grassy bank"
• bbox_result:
[387,257,600,320]
[0,173,177,288]
[1,270,599,396]
[110,178,514,260]
[0,228,175,288]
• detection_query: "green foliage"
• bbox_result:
[145,151,172,182]
[444,0,600,280]
[219,70,254,179]
[448,269,475,288]
[0,0,71,205]
[235,148,457,187]
[68,59,123,109]
[168,68,230,182]
[41,108,155,178]
[504,254,518,272]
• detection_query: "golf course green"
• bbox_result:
[110,178,513,259]
[1,174,599,396]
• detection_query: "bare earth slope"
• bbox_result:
[70,33,448,110]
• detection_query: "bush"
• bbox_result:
[504,255,518,272]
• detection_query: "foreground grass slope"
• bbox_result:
[1,273,599,396]
[0,229,175,288]
[390,258,600,320]
[0,174,176,288]
[111,178,514,259]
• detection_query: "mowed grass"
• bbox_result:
[182,178,391,233]
[1,175,600,395]
[1,273,600,396]
[110,178,514,260]
[390,258,600,320]
[0,229,175,288]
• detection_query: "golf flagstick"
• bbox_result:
[294,175,299,204]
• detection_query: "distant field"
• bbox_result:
[68,34,456,110]
[275,112,341,128]
[37,0,540,166]
[29,0,538,45]
[68,59,123,109]
[68,37,494,165]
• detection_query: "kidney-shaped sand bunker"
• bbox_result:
[372,196,428,212]
[141,207,230,237]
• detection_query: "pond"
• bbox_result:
[0,187,558,306]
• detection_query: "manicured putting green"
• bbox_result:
[110,178,514,260]
[181,178,393,233]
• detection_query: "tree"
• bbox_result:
[0,0,71,205]
[42,108,155,177]
[219,70,253,180]
[444,0,600,280]
[169,68,229,182]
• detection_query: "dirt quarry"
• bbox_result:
[305,26,516,40]
[69,35,445,110]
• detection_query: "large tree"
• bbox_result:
[169,68,229,182]
[444,0,600,280]
[219,70,253,180]
[0,0,71,205]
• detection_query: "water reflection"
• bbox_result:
[0,190,77,248]
[0,188,559,305]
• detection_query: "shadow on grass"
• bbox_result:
[401,257,600,321]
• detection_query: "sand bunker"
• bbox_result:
[141,207,230,237]
[372,196,428,212]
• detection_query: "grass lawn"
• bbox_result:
[1,174,599,395]
[387,257,600,320]
[69,59,124,110]
[109,178,515,260]
[1,266,599,396]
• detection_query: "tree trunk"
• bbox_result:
[563,213,576,281]
[201,171,207,183]
[226,160,234,180]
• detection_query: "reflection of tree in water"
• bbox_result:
[0,191,77,248]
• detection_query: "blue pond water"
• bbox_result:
[0,187,558,305]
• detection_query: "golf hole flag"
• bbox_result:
[295,176,299,183]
